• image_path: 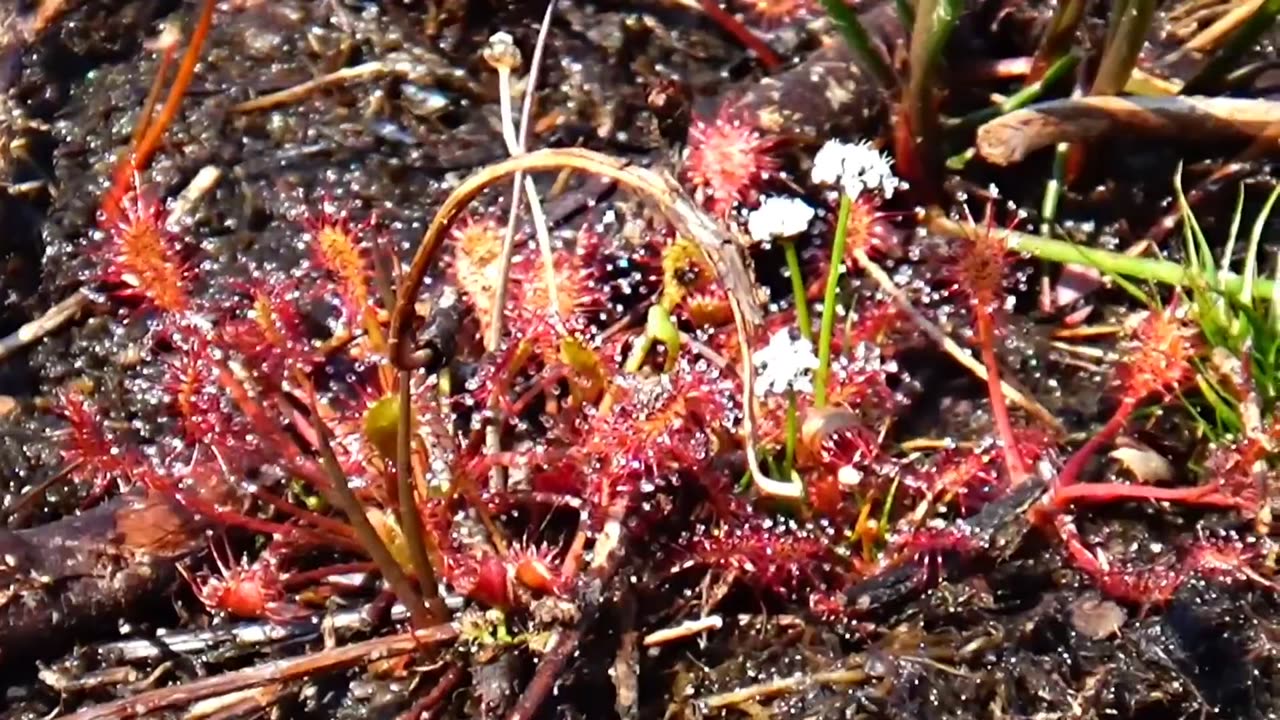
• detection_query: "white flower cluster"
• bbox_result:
[810,139,903,200]
[746,195,815,243]
[753,329,820,397]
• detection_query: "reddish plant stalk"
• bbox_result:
[698,0,782,70]
[102,0,217,223]
[1052,481,1241,510]
[1053,396,1137,489]
[245,485,360,540]
[129,39,178,151]
[975,309,1029,483]
[164,485,360,551]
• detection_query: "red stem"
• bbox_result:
[282,561,378,590]
[1052,482,1241,511]
[698,0,782,71]
[102,0,217,222]
[1054,396,1137,489]
[976,310,1029,483]
[1053,514,1104,576]
[246,485,359,540]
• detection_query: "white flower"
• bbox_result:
[810,139,903,200]
[746,195,815,243]
[753,329,820,397]
[747,193,814,243]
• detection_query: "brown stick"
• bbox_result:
[976,96,1280,166]
[0,493,206,665]
[62,624,459,720]
[0,290,88,363]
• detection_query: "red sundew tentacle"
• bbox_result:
[243,485,359,541]
[301,198,376,330]
[1051,513,1106,578]
[1183,538,1280,591]
[1114,301,1198,403]
[56,390,141,501]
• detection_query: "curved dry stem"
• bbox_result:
[388,147,798,499]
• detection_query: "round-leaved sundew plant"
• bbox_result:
[682,103,779,217]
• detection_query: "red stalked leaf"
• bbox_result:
[94,180,190,315]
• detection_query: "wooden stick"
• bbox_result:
[62,624,458,720]
[977,95,1280,166]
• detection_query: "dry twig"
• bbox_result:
[977,96,1280,166]
[62,624,459,720]
[698,666,869,710]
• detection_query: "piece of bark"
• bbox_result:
[0,492,206,665]
[976,96,1280,166]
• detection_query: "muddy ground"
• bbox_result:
[0,0,1279,718]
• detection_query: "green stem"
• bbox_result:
[397,370,448,621]
[926,214,1278,299]
[783,241,812,340]
[624,333,654,374]
[1029,0,1088,81]
[1039,142,1070,236]
[1091,0,1156,95]
[815,195,853,407]
[817,0,896,88]
[306,396,434,631]
[784,391,799,482]
[1183,0,1280,94]
[952,52,1079,130]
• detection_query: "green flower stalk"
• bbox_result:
[747,196,819,340]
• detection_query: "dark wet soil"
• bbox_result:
[2,1,1280,718]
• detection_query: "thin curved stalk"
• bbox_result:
[397,370,448,621]
[387,146,795,500]
[815,195,852,407]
